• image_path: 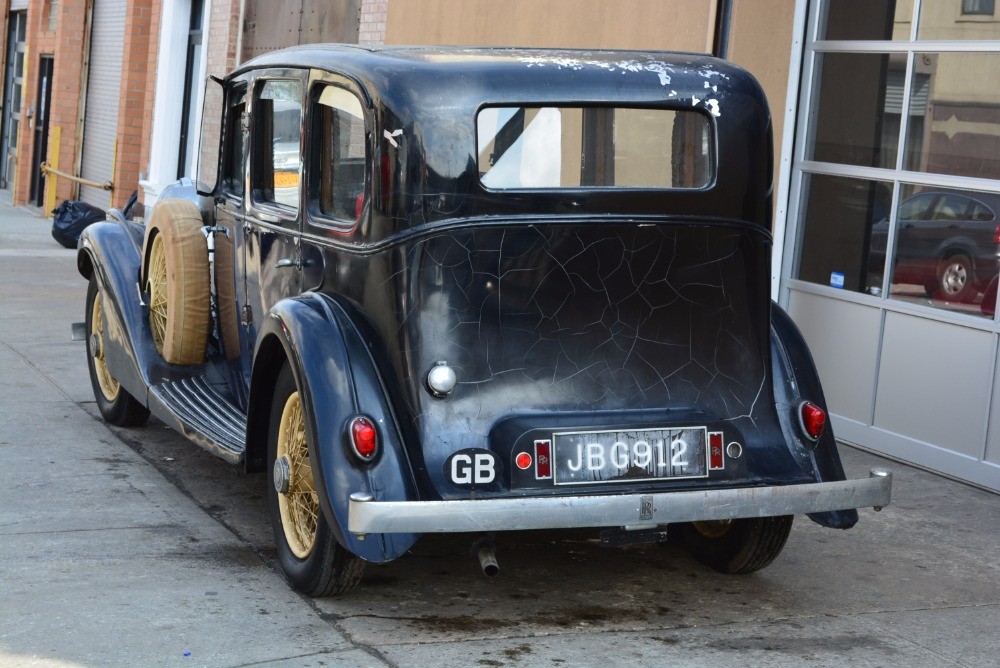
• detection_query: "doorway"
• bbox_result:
[0,11,27,194]
[29,56,53,207]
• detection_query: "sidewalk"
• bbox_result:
[1,201,998,668]
[0,205,381,667]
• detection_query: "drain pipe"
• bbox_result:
[713,0,734,59]
[472,535,499,578]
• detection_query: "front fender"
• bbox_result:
[77,222,152,406]
[770,302,858,529]
[251,293,420,562]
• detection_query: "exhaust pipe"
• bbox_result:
[472,535,500,577]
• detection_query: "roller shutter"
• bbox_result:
[79,0,125,208]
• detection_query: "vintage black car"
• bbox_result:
[78,45,891,596]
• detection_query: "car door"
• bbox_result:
[244,74,306,349]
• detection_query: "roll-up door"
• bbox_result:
[79,0,126,208]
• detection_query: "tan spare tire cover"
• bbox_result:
[142,199,210,365]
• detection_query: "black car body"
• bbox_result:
[77,45,891,594]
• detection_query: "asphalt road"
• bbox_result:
[2,202,999,667]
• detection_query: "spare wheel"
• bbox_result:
[142,199,210,365]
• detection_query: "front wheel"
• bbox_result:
[673,516,793,574]
[85,276,149,426]
[267,362,365,596]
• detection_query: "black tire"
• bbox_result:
[674,516,793,574]
[85,276,150,427]
[267,362,365,596]
[935,254,977,303]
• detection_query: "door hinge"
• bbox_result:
[241,304,253,327]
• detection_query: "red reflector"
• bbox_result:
[350,417,378,460]
[515,452,532,470]
[799,402,826,441]
[355,192,365,220]
[708,431,724,470]
[534,440,552,479]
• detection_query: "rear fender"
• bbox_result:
[77,222,153,406]
[770,302,858,529]
[248,293,420,562]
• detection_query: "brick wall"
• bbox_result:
[15,0,91,207]
[112,0,157,209]
[358,0,387,45]
[205,0,242,78]
[13,0,158,210]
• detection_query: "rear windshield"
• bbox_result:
[477,106,712,190]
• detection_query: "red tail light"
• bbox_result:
[798,401,826,441]
[355,192,365,220]
[993,224,1000,244]
[349,416,378,461]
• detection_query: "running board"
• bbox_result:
[149,376,246,465]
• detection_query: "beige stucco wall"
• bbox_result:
[727,0,795,212]
[385,0,716,53]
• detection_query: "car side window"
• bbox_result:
[969,201,995,222]
[221,86,247,198]
[252,79,302,214]
[932,195,969,221]
[898,194,934,221]
[311,85,367,225]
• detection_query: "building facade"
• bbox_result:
[2,0,996,491]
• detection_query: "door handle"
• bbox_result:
[275,258,301,269]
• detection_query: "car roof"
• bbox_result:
[230,45,774,232]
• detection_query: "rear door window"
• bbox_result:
[310,85,367,225]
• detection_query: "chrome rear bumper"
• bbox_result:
[348,468,892,536]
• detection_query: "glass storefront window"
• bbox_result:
[903,53,1000,182]
[806,53,904,169]
[888,184,1000,319]
[795,173,893,295]
[821,0,914,41]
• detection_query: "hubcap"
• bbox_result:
[147,234,168,354]
[276,391,318,559]
[90,290,120,401]
[942,262,968,296]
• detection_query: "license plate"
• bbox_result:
[552,427,708,485]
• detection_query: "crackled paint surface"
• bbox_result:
[378,223,780,496]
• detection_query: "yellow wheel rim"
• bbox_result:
[90,290,121,401]
[147,234,168,355]
[693,520,734,539]
[277,391,318,559]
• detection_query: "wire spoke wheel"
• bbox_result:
[89,288,120,401]
[276,391,319,559]
[84,276,149,427]
[267,363,365,596]
[146,234,168,354]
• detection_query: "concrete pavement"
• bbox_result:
[1,201,998,667]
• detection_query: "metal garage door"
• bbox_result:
[79,0,125,208]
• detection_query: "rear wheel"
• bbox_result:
[267,363,365,596]
[674,516,793,574]
[936,254,976,303]
[85,276,149,426]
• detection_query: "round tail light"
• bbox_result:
[349,416,378,461]
[798,401,826,442]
